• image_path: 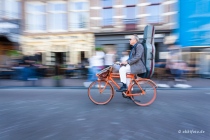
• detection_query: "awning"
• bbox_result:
[0,34,19,49]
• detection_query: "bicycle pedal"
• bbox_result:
[122,92,127,98]
[133,99,141,102]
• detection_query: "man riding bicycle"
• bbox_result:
[116,34,146,92]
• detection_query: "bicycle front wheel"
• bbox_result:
[130,79,157,106]
[88,80,114,105]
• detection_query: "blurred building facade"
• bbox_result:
[89,0,178,61]
[4,0,178,65]
[0,0,21,55]
[21,0,95,65]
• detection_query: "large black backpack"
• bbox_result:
[137,25,156,79]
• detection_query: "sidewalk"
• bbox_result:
[154,77,209,88]
[0,77,209,89]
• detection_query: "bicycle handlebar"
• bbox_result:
[114,62,127,66]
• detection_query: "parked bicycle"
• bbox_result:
[88,63,157,106]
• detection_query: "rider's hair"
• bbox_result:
[133,34,139,42]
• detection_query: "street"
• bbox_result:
[0,89,209,140]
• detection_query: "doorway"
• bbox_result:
[80,51,85,62]
[53,52,66,75]
[54,52,65,65]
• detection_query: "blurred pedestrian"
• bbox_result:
[84,50,105,87]
[164,38,191,88]
[18,53,37,80]
[65,63,75,78]
[104,49,116,68]
[112,50,129,73]
[120,50,129,62]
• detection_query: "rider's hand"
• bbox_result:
[115,61,121,65]
[121,61,128,65]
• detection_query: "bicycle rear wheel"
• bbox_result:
[88,80,114,105]
[130,79,157,106]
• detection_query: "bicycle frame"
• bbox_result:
[98,72,146,97]
[96,65,157,96]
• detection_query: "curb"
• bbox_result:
[0,86,87,89]
[0,86,210,90]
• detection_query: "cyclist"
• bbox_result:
[116,34,146,92]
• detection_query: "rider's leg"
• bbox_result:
[119,65,131,84]
[116,65,131,92]
[126,78,131,88]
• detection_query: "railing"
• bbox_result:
[25,24,46,32]
[147,16,163,24]
[25,22,89,32]
[123,18,139,30]
[102,19,113,27]
[0,10,20,19]
[123,18,138,24]
[69,22,88,29]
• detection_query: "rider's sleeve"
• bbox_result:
[127,44,144,65]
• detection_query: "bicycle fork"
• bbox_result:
[98,81,109,94]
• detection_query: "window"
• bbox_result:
[102,0,112,7]
[169,2,177,12]
[170,14,176,23]
[48,2,67,31]
[102,9,113,26]
[71,2,88,10]
[102,0,113,26]
[26,2,46,32]
[0,0,3,17]
[147,0,163,23]
[1,0,21,19]
[70,1,89,29]
[124,0,137,20]
[148,0,162,3]
[124,0,137,30]
[125,0,137,5]
[169,3,177,23]
[147,5,163,23]
[125,7,136,20]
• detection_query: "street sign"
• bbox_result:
[179,0,210,47]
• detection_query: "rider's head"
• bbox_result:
[129,34,139,46]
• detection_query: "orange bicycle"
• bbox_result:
[88,64,157,106]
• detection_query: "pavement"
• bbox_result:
[0,89,209,140]
[0,77,209,89]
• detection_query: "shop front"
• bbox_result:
[20,33,95,65]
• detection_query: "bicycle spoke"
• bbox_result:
[88,80,114,105]
[130,79,157,106]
